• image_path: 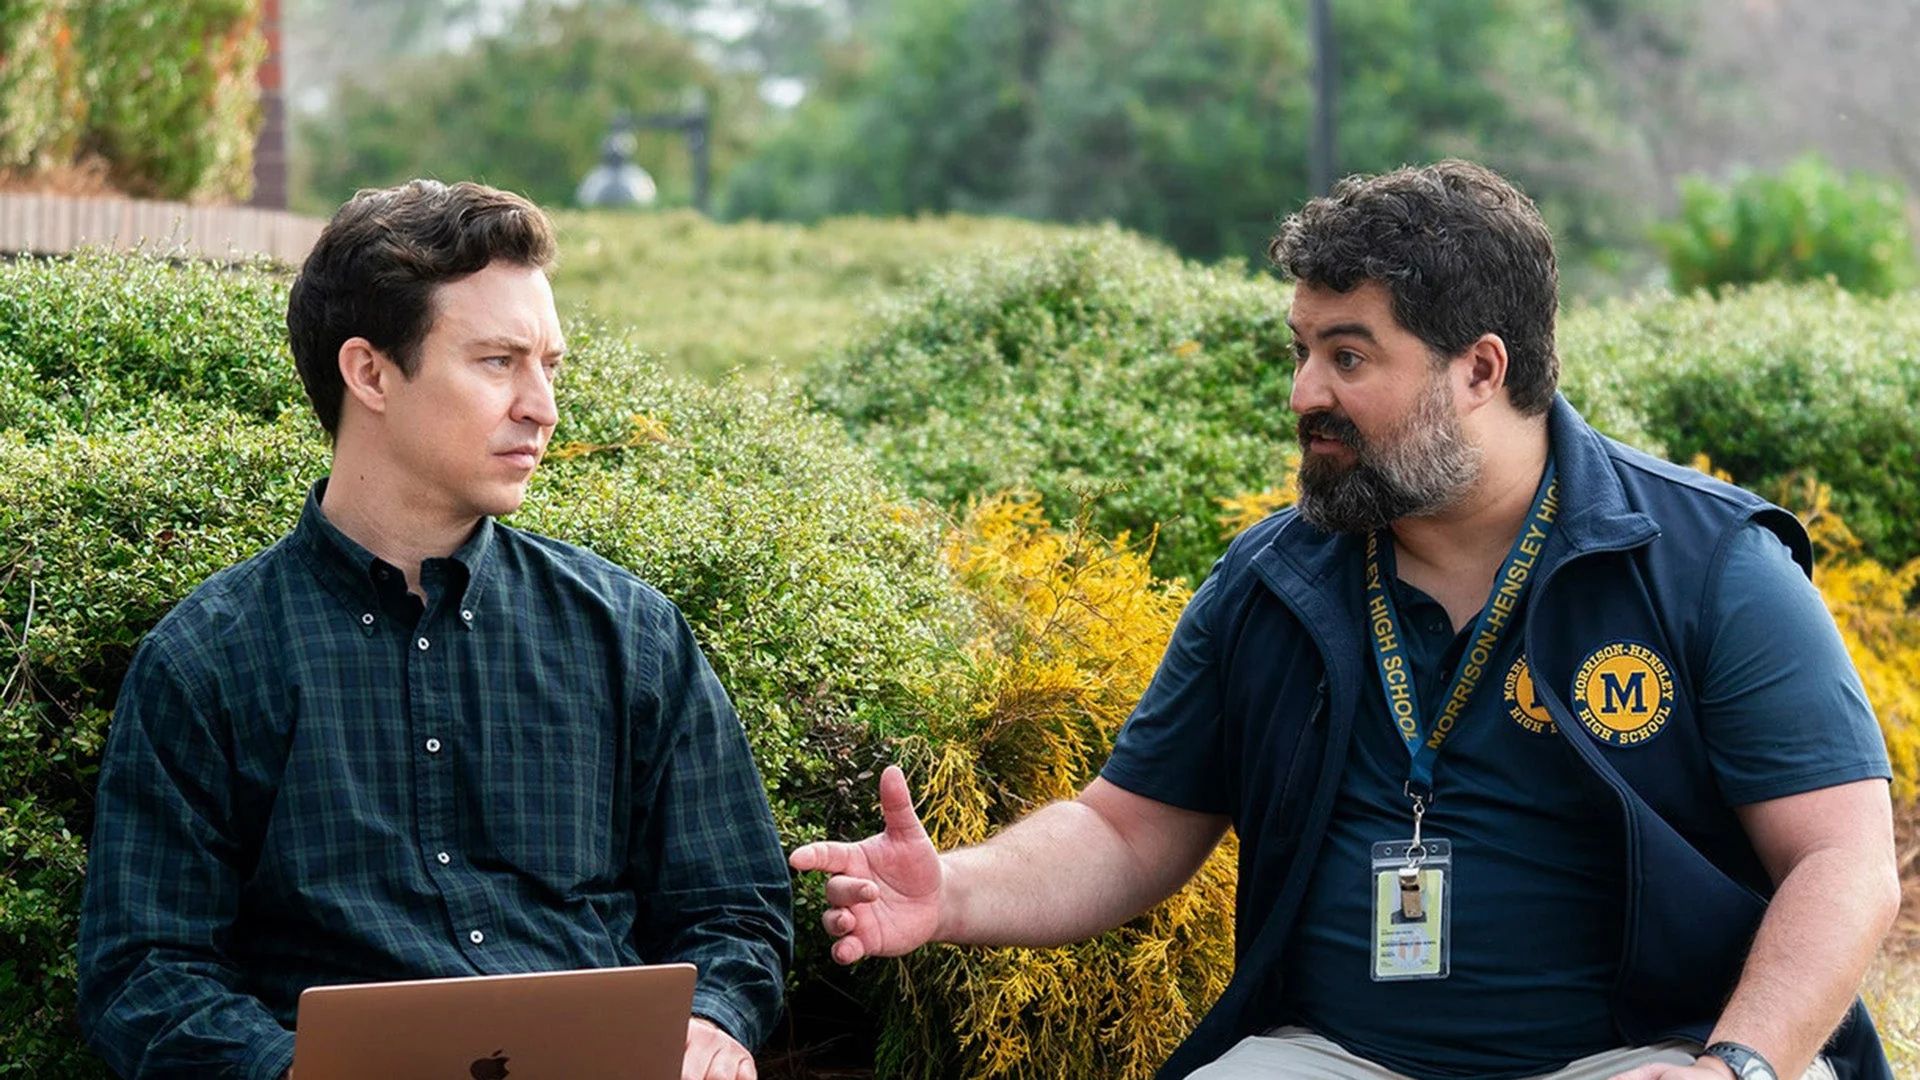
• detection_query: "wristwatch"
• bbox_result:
[1701,1042,1779,1080]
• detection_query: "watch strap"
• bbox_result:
[1702,1041,1779,1080]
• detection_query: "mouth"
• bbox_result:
[1298,412,1361,458]
[494,447,541,470]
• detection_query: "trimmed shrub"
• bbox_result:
[808,227,1296,584]
[1559,282,1920,564]
[1654,155,1918,297]
[0,0,85,173]
[0,249,1254,1078]
[0,250,299,438]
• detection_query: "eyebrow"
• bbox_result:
[1285,321,1381,346]
[467,336,567,360]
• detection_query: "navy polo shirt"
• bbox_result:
[1103,521,1890,1079]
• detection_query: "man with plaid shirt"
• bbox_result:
[76,180,790,1080]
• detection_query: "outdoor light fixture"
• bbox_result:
[576,93,713,212]
[576,114,659,209]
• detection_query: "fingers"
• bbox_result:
[681,1039,719,1080]
[824,875,879,907]
[879,764,928,841]
[832,933,869,964]
[788,840,859,874]
[682,1021,755,1080]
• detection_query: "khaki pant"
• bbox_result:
[1186,1026,1836,1080]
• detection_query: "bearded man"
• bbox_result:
[788,161,1900,1080]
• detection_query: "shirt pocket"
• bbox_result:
[474,710,618,894]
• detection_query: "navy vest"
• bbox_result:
[1158,397,1891,1080]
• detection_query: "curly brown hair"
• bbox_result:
[1269,160,1559,415]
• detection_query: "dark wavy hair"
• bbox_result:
[286,179,558,436]
[1268,160,1559,415]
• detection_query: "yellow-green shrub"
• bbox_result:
[1793,479,1920,801]
[873,494,1238,1079]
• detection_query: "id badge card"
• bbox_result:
[1370,838,1452,981]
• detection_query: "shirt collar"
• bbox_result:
[293,478,499,630]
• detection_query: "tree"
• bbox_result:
[295,3,763,212]
[723,0,1649,266]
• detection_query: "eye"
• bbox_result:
[1333,349,1364,372]
[1290,342,1310,366]
[481,355,512,369]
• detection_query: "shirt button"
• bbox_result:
[417,636,430,651]
[425,738,441,754]
[360,612,374,626]
[436,851,451,865]
[469,930,485,945]
[461,609,473,622]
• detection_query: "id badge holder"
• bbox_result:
[1369,837,1451,981]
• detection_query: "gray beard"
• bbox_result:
[1294,374,1483,534]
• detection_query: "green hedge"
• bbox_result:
[1559,282,1920,564]
[810,230,1920,571]
[81,0,265,201]
[0,251,300,439]
[808,226,1296,584]
[0,257,974,1073]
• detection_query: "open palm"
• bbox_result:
[788,765,945,963]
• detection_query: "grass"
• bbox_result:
[549,209,1081,381]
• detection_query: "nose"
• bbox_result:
[1289,349,1334,418]
[513,362,560,431]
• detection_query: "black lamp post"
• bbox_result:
[1310,0,1338,196]
[577,93,713,213]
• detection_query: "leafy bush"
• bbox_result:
[0,0,84,173]
[0,250,299,438]
[1654,155,1918,296]
[1559,282,1920,564]
[78,0,265,201]
[0,253,1244,1077]
[872,493,1236,1079]
[808,227,1296,584]
[2,1,264,200]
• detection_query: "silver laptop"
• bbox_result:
[290,963,696,1080]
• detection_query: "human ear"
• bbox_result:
[337,337,392,417]
[1459,333,1510,410]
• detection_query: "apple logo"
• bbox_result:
[469,1050,509,1079]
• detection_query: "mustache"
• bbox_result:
[1298,410,1363,448]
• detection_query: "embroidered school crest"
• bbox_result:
[1572,641,1675,747]
[1503,655,1556,735]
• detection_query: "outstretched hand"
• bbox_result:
[787,765,946,963]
